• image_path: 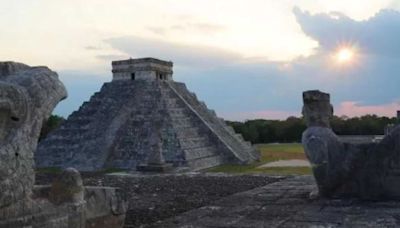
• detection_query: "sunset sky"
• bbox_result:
[2,0,400,120]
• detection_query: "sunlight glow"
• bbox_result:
[335,47,355,63]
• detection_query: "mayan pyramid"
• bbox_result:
[35,58,259,171]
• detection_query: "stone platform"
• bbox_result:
[37,173,400,227]
[151,175,400,228]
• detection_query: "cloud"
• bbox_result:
[336,101,400,117]
[187,23,225,33]
[95,17,400,120]
[293,7,400,58]
[219,110,299,121]
[146,22,225,36]
[85,45,102,50]
[96,54,129,61]
[147,27,167,35]
[104,36,242,68]
[54,8,400,121]
[291,7,400,107]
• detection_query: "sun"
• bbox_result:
[335,47,354,63]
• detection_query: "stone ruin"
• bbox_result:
[0,62,126,227]
[36,58,259,172]
[302,90,400,199]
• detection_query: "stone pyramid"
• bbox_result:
[35,58,259,171]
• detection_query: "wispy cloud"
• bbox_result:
[293,7,400,57]
[84,45,102,50]
[54,6,400,120]
[335,101,400,117]
[146,22,225,36]
[219,110,299,121]
[96,54,129,61]
[104,36,242,68]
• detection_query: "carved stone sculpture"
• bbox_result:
[0,62,126,227]
[302,90,400,199]
[0,61,67,208]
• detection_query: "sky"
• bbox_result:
[1,0,400,120]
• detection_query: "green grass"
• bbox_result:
[257,143,306,163]
[207,143,312,175]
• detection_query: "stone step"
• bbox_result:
[48,134,100,145]
[171,119,202,129]
[186,155,224,171]
[64,118,92,126]
[184,146,219,160]
[41,143,81,150]
[168,110,191,118]
[169,81,258,162]
[168,107,188,116]
[75,106,99,115]
[59,124,90,130]
[226,126,236,134]
[179,136,212,149]
[164,98,182,108]
[208,109,216,116]
[235,133,245,141]
[174,127,202,138]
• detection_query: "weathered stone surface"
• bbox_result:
[302,90,400,199]
[0,62,126,228]
[136,122,174,172]
[0,62,72,227]
[38,172,282,227]
[49,168,84,205]
[36,58,258,172]
[302,90,333,128]
[151,176,400,227]
[84,187,127,228]
[0,61,67,209]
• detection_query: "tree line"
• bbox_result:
[227,115,398,144]
[40,114,398,144]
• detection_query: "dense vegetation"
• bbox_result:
[39,114,398,144]
[39,115,65,141]
[227,115,398,143]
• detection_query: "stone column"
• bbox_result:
[302,90,333,128]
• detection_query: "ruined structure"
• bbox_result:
[0,62,126,227]
[36,58,258,172]
[302,90,400,199]
[0,62,67,210]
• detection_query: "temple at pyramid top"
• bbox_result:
[36,58,259,172]
[112,57,173,81]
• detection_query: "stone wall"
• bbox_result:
[112,58,173,81]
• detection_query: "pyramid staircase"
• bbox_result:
[36,60,259,172]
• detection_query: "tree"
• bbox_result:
[39,115,65,141]
[226,115,397,144]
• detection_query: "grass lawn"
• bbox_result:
[36,144,311,175]
[207,143,312,175]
